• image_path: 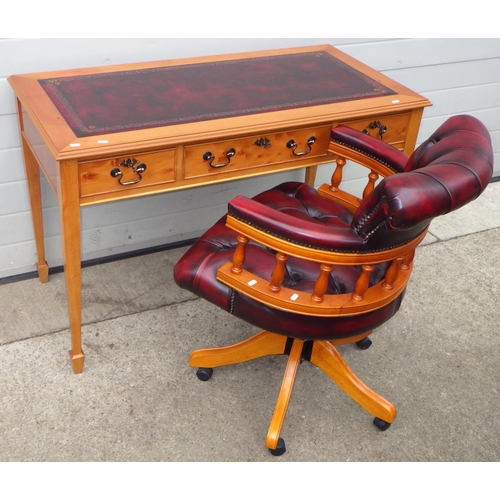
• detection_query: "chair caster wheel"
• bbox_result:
[196,368,213,381]
[356,337,372,350]
[269,437,286,456]
[373,417,391,431]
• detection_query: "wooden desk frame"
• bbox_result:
[8,45,430,373]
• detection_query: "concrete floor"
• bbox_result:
[1,182,500,463]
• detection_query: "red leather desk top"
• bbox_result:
[38,50,396,138]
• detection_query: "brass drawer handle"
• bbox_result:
[203,148,236,168]
[362,121,387,139]
[286,136,315,156]
[110,158,147,186]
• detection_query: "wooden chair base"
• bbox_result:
[189,330,396,454]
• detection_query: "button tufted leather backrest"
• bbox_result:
[351,115,494,250]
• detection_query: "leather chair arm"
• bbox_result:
[227,194,367,256]
[330,125,409,175]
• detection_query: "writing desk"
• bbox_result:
[8,44,430,373]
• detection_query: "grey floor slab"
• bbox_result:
[0,246,194,345]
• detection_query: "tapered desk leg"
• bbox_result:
[21,136,49,283]
[58,160,84,374]
[304,165,318,187]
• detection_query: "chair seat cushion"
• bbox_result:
[252,181,354,227]
[174,182,403,341]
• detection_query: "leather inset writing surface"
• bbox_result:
[39,51,396,137]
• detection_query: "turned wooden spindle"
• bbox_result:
[382,257,404,290]
[312,263,334,302]
[363,170,379,199]
[401,249,415,270]
[231,234,248,274]
[329,156,346,192]
[269,253,289,292]
[352,265,374,301]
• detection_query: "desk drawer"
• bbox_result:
[79,149,176,198]
[183,125,331,180]
[339,112,411,150]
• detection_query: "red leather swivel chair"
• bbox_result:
[174,115,493,455]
